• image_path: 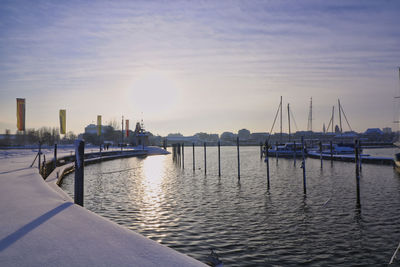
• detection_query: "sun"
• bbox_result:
[129,71,181,116]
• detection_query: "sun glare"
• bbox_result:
[142,155,165,204]
[129,71,180,116]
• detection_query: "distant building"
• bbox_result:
[250,132,269,144]
[364,128,383,135]
[221,132,235,141]
[238,129,251,140]
[133,122,149,147]
[382,127,392,134]
[84,124,112,135]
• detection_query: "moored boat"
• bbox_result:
[266,142,303,158]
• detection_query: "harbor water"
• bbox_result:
[61,146,400,266]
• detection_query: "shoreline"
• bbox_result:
[0,147,205,266]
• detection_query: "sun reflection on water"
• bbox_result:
[140,155,167,231]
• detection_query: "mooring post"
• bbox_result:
[275,141,279,162]
[330,140,333,162]
[74,139,85,206]
[359,140,362,172]
[218,140,221,177]
[266,141,270,190]
[355,140,361,207]
[182,143,185,169]
[355,139,359,172]
[293,140,296,166]
[38,142,42,171]
[54,143,57,170]
[192,143,195,171]
[237,137,240,180]
[204,142,207,175]
[260,143,263,159]
[319,141,323,169]
[178,143,181,166]
[301,136,307,195]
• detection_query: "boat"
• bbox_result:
[308,143,359,155]
[266,142,304,158]
[264,97,305,159]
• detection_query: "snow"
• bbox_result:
[0,147,204,267]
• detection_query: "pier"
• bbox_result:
[0,147,205,267]
[307,151,393,165]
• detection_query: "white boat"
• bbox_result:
[309,143,358,155]
[266,142,304,158]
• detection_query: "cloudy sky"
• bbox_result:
[0,0,399,136]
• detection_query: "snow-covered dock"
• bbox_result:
[0,148,206,266]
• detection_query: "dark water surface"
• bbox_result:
[61,146,400,266]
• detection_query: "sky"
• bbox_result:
[0,0,399,136]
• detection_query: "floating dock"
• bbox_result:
[307,152,394,165]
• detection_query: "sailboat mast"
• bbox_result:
[307,97,313,132]
[280,96,282,143]
[338,99,343,133]
[288,103,291,142]
[331,106,335,134]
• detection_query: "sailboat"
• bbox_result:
[308,99,359,155]
[265,97,303,158]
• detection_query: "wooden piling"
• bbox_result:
[204,142,207,175]
[182,143,184,169]
[192,143,195,171]
[301,136,307,195]
[293,141,296,167]
[330,140,333,162]
[266,141,270,190]
[218,140,221,177]
[237,137,240,180]
[38,142,41,170]
[355,140,361,207]
[74,139,85,206]
[319,141,323,169]
[359,140,362,172]
[54,143,57,169]
[260,143,263,159]
[276,141,279,162]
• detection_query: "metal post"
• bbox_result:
[301,136,307,195]
[192,143,195,171]
[54,143,57,169]
[237,137,240,180]
[204,142,207,175]
[266,141,270,190]
[74,139,85,206]
[218,140,221,177]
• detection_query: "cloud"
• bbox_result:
[0,0,399,134]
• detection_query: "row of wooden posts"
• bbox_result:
[171,137,363,206]
[33,136,362,208]
[171,137,241,179]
